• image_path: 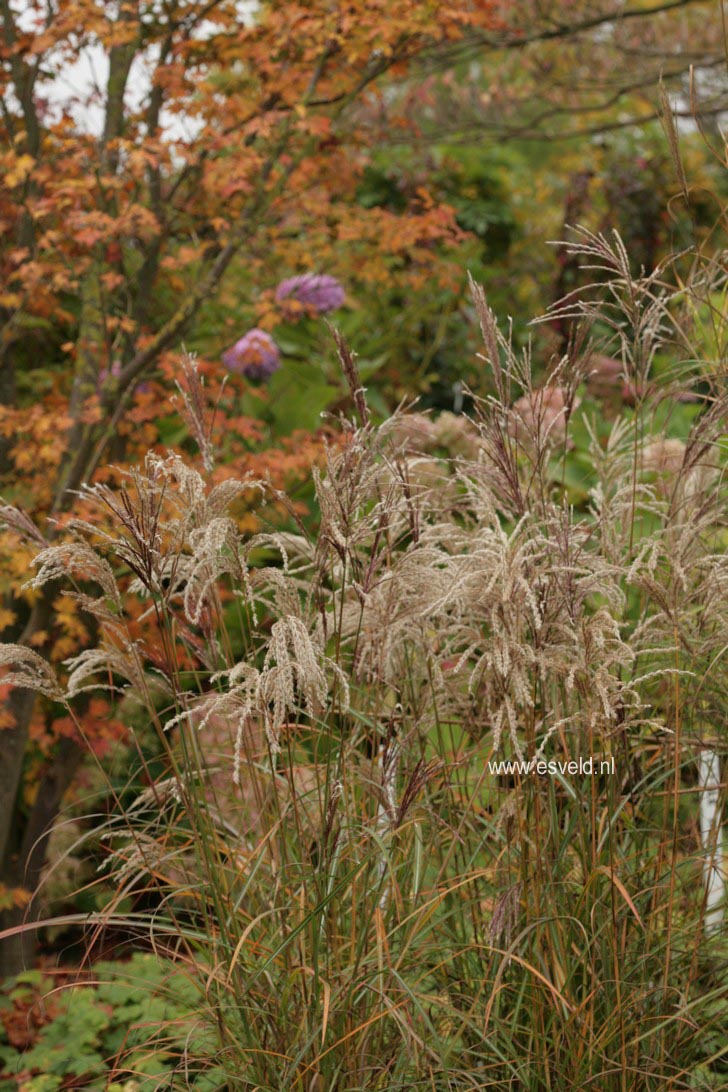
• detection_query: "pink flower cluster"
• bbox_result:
[220,274,345,382]
[221,328,281,381]
[275,273,345,315]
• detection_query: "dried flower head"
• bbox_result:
[642,438,686,478]
[173,353,216,473]
[0,644,64,700]
[381,412,439,454]
[585,354,645,409]
[276,273,345,315]
[489,881,523,947]
[0,505,47,547]
[586,353,623,395]
[222,329,281,381]
[375,455,458,509]
[509,385,577,447]
[433,411,481,460]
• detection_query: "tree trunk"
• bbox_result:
[0,737,82,978]
[0,342,16,475]
[0,588,71,978]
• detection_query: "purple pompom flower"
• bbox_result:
[221,328,281,381]
[275,273,345,315]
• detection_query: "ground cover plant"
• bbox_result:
[0,953,221,1090]
[0,222,726,1087]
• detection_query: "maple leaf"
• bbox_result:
[0,606,16,630]
[4,152,35,188]
[0,883,31,911]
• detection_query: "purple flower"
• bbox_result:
[221,328,281,381]
[275,273,345,315]
[98,359,122,390]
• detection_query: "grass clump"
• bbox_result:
[1,230,727,1090]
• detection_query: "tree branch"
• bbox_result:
[430,0,707,66]
[53,43,338,507]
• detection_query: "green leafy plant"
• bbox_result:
[0,953,222,1090]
